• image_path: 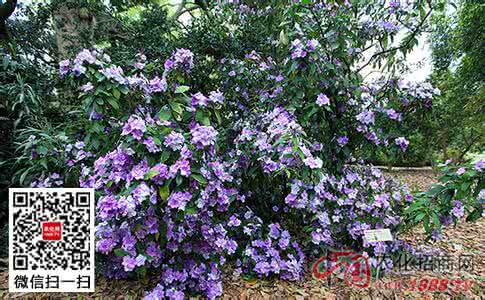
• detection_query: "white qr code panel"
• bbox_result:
[9,188,95,292]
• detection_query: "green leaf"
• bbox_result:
[195,110,210,126]
[113,89,121,99]
[158,108,172,121]
[175,85,190,94]
[107,98,120,110]
[414,212,426,222]
[144,169,160,180]
[136,266,147,277]
[191,174,207,185]
[160,151,170,163]
[114,248,129,257]
[185,206,198,216]
[466,208,482,222]
[159,185,170,202]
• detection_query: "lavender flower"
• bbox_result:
[121,115,146,140]
[316,93,330,106]
[192,92,209,107]
[190,124,218,149]
[164,132,185,151]
[303,157,323,169]
[59,59,70,77]
[394,137,409,152]
[337,136,349,147]
[80,82,94,93]
[451,201,464,218]
[167,191,192,211]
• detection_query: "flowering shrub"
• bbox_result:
[404,160,484,240]
[14,1,484,299]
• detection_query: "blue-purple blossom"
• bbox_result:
[208,90,224,104]
[456,167,465,175]
[316,93,330,106]
[337,136,349,147]
[303,156,323,169]
[290,39,307,59]
[59,59,70,77]
[192,92,209,107]
[474,160,484,172]
[190,124,218,149]
[394,137,409,152]
[164,132,185,151]
[451,201,464,218]
[81,83,94,93]
[167,191,192,210]
[121,115,146,140]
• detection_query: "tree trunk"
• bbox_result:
[0,0,17,42]
[53,3,96,58]
[441,128,449,160]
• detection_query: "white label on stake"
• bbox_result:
[363,229,393,243]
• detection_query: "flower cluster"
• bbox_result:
[52,2,451,295]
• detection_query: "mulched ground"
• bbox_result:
[1,169,483,299]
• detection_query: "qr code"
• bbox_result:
[9,188,95,292]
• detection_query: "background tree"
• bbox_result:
[429,0,484,161]
[0,0,17,42]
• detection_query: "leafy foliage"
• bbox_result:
[1,0,483,298]
[404,160,484,240]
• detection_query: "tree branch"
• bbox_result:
[356,3,433,73]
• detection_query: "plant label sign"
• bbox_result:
[363,229,393,243]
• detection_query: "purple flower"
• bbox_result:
[148,76,167,93]
[208,90,224,104]
[385,109,401,121]
[122,256,137,272]
[474,160,484,172]
[456,167,465,175]
[164,132,185,151]
[303,156,323,169]
[307,39,320,51]
[228,215,241,227]
[167,191,192,211]
[451,201,464,218]
[170,159,191,177]
[356,110,375,125]
[59,59,70,77]
[290,39,307,59]
[80,82,94,93]
[131,160,149,180]
[75,49,96,64]
[190,124,218,149]
[170,48,194,71]
[316,93,330,106]
[337,136,349,147]
[122,234,137,251]
[135,254,146,266]
[143,137,161,153]
[394,137,409,152]
[122,115,146,140]
[192,92,209,107]
[101,65,125,84]
[73,64,87,76]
